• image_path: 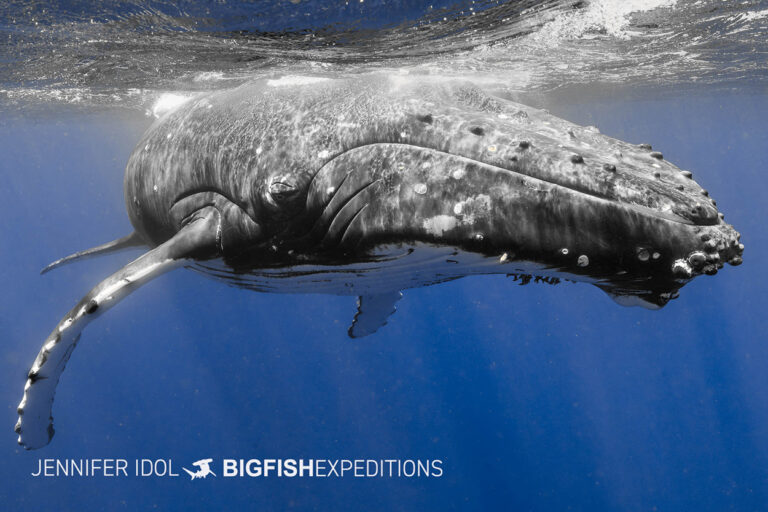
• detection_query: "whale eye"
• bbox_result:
[268,180,298,202]
[264,174,304,214]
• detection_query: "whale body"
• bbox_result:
[16,75,744,449]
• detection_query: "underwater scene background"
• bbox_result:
[1,0,767,509]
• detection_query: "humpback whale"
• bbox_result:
[16,75,744,449]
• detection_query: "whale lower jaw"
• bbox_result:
[191,241,685,311]
[192,243,574,295]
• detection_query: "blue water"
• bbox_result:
[0,84,766,510]
[2,0,768,509]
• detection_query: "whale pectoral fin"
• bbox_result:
[16,207,221,449]
[41,231,147,275]
[347,291,403,338]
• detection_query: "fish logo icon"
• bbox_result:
[182,458,216,480]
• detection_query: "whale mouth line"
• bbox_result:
[320,142,698,226]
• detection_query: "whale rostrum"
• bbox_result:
[16,75,744,449]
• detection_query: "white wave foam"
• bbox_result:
[530,0,678,44]
[150,93,192,117]
[721,8,768,35]
[192,71,226,82]
[266,75,331,87]
[740,9,768,23]
[0,87,87,104]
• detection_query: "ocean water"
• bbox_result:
[1,1,767,510]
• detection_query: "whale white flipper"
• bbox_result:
[348,291,403,338]
[16,207,221,449]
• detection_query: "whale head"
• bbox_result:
[279,80,744,307]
